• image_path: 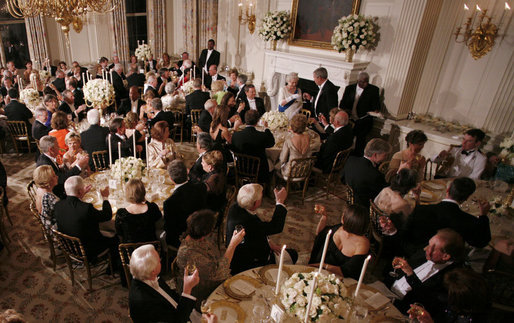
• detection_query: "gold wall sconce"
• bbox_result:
[455,2,511,60]
[238,0,256,34]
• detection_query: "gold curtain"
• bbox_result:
[111,0,130,64]
[24,16,49,68]
[148,0,166,59]
[184,0,218,62]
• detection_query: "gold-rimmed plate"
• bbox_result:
[421,181,446,191]
[223,275,261,300]
[258,264,294,286]
[419,189,438,204]
[208,300,246,322]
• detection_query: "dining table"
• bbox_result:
[204,264,406,322]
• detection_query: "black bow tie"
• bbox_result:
[461,150,474,156]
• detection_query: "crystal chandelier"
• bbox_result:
[6,0,120,38]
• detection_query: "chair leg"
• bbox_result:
[2,206,13,226]
[86,263,93,291]
[64,255,75,286]
[48,239,57,271]
[26,139,31,153]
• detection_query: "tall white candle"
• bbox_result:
[304,273,319,323]
[202,70,204,86]
[193,67,196,79]
[110,70,113,84]
[354,255,372,298]
[82,73,85,85]
[275,245,287,295]
[108,134,112,167]
[145,136,149,169]
[118,142,122,160]
[318,229,333,273]
[133,133,136,158]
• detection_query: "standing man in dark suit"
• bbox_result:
[198,39,220,75]
[148,98,174,134]
[80,109,110,170]
[303,67,339,120]
[231,110,275,183]
[315,111,354,173]
[32,107,51,140]
[117,86,145,117]
[240,84,266,121]
[129,244,199,323]
[126,67,145,89]
[341,138,390,208]
[111,64,128,106]
[163,160,207,248]
[203,64,226,90]
[5,88,33,133]
[340,72,380,156]
[226,184,293,274]
[106,118,144,162]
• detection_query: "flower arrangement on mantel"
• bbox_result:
[413,114,475,134]
[499,133,514,166]
[258,11,292,50]
[331,14,379,62]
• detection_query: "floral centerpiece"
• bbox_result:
[111,157,145,182]
[499,133,514,166]
[281,272,350,322]
[39,69,51,82]
[261,111,289,131]
[258,11,292,50]
[83,79,115,109]
[331,14,379,62]
[489,196,513,217]
[19,88,41,110]
[135,43,153,61]
[180,80,195,95]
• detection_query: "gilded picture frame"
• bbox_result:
[288,0,361,50]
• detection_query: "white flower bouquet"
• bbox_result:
[331,14,379,53]
[261,111,289,131]
[39,69,51,82]
[135,43,153,61]
[499,133,514,166]
[281,272,350,322]
[489,197,513,217]
[111,157,146,182]
[180,80,195,95]
[19,88,41,110]
[83,78,115,109]
[258,11,292,41]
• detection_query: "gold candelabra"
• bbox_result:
[6,0,119,39]
[238,0,256,34]
[455,2,511,60]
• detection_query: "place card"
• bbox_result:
[270,303,285,322]
[365,292,390,310]
[108,179,117,189]
[231,279,255,296]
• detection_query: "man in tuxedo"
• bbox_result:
[341,138,390,208]
[54,176,116,261]
[129,244,199,323]
[156,68,170,97]
[203,64,225,90]
[144,54,158,73]
[240,84,265,122]
[234,74,248,102]
[402,177,491,256]
[126,67,145,89]
[185,78,210,118]
[231,110,275,183]
[32,107,51,140]
[66,77,87,120]
[80,109,110,170]
[106,118,144,162]
[340,72,380,156]
[315,111,354,173]
[112,64,128,105]
[0,77,16,97]
[198,99,216,133]
[4,88,33,133]
[226,184,294,274]
[59,90,87,122]
[189,133,214,183]
[36,136,88,198]
[148,98,174,134]
[163,160,207,248]
[303,67,339,120]
[52,70,66,92]
[118,86,144,116]
[199,39,220,74]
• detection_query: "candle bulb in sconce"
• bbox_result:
[499,2,511,26]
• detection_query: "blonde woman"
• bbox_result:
[62,132,90,174]
[147,120,177,169]
[33,165,59,231]
[210,80,227,105]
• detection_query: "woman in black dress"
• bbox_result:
[115,179,162,243]
[309,204,370,280]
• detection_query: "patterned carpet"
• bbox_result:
[0,144,351,322]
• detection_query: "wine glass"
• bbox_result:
[235,224,245,244]
[200,300,211,314]
[314,204,326,215]
[408,303,425,323]
[351,304,368,322]
[389,257,404,278]
[185,262,197,275]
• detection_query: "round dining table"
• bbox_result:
[204,264,406,322]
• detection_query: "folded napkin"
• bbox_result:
[231,279,255,296]
[365,292,390,310]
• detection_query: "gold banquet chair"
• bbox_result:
[119,241,161,289]
[190,109,202,143]
[29,202,61,271]
[171,109,185,143]
[276,156,317,204]
[92,150,110,171]
[299,109,311,119]
[6,120,35,153]
[368,201,387,269]
[315,147,353,199]
[233,152,260,188]
[27,180,38,206]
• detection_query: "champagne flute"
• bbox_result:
[389,257,404,278]
[235,224,245,244]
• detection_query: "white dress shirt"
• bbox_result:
[390,260,451,299]
[204,50,213,72]
[351,85,365,120]
[444,146,487,179]
[247,98,257,110]
[143,277,196,308]
[313,80,327,115]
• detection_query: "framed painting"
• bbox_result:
[288,0,361,50]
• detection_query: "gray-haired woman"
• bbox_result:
[278,72,303,120]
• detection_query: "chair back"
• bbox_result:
[27,180,38,206]
[92,150,109,171]
[171,110,184,142]
[345,185,355,205]
[327,147,352,183]
[299,109,311,119]
[119,241,161,289]
[369,200,387,241]
[286,156,316,181]
[6,120,29,138]
[52,229,88,264]
[35,139,42,153]
[191,109,202,125]
[233,152,260,187]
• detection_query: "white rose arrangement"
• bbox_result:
[261,111,289,131]
[281,272,350,322]
[83,79,115,109]
[489,197,513,217]
[331,14,379,53]
[180,80,195,95]
[258,11,292,41]
[39,69,51,82]
[19,88,41,110]
[135,44,153,61]
[499,133,514,166]
[111,157,146,183]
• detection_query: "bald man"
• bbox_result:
[315,111,354,173]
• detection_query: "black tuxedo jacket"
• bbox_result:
[185,90,210,117]
[231,126,275,183]
[129,278,195,323]
[73,88,85,107]
[127,73,145,89]
[106,132,142,162]
[203,73,226,90]
[5,100,33,130]
[149,111,175,133]
[112,71,128,102]
[240,97,266,121]
[54,196,112,260]
[198,109,212,133]
[32,120,50,140]
[189,155,206,184]
[339,83,380,118]
[117,98,144,116]
[163,181,207,248]
[145,59,158,73]
[402,201,491,255]
[81,124,110,169]
[316,125,353,173]
[234,84,247,103]
[341,156,387,208]
[226,203,287,274]
[198,49,220,71]
[52,78,66,92]
[58,101,85,122]
[36,153,81,198]
[310,80,339,118]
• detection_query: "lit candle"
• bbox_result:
[318,229,333,273]
[110,70,113,83]
[238,1,243,16]
[133,133,136,158]
[145,136,149,170]
[118,141,122,160]
[304,273,319,323]
[499,2,511,26]
[470,4,479,27]
[193,67,196,79]
[202,70,204,87]
[108,134,112,167]
[275,245,287,295]
[137,40,140,46]
[354,255,372,298]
